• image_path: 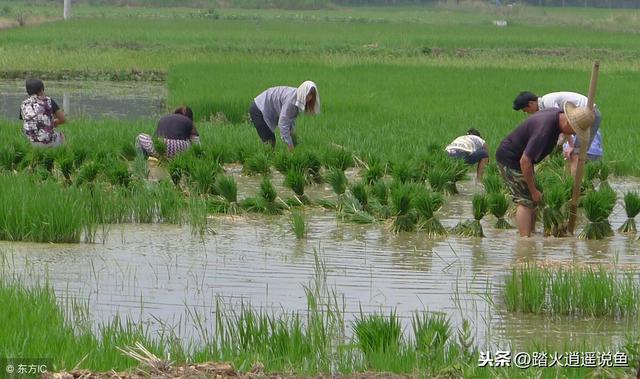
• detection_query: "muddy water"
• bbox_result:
[1,175,639,351]
[0,80,165,120]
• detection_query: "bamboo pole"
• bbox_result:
[567,60,599,234]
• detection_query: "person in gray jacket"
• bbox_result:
[249,81,320,151]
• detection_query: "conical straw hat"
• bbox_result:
[563,101,595,142]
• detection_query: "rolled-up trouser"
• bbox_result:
[135,133,193,158]
[498,162,536,209]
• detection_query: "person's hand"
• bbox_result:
[563,147,573,160]
[531,188,543,204]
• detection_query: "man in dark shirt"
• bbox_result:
[496,103,594,237]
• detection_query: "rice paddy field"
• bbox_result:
[1,1,640,377]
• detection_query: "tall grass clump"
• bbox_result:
[487,192,512,229]
[579,187,616,240]
[452,194,487,237]
[412,189,446,237]
[504,264,640,317]
[618,191,640,234]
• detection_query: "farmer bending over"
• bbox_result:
[444,128,489,182]
[20,79,66,148]
[496,103,594,237]
[135,106,200,159]
[249,81,320,151]
[512,91,602,176]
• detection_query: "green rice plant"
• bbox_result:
[325,167,347,196]
[210,174,239,214]
[390,183,416,233]
[167,154,190,186]
[541,180,571,237]
[0,145,16,171]
[504,264,640,317]
[290,209,306,239]
[120,141,137,161]
[412,311,451,357]
[56,150,76,183]
[482,173,503,195]
[579,187,616,240]
[487,192,512,229]
[412,189,446,237]
[71,146,89,168]
[618,191,640,234]
[338,191,375,224]
[428,165,457,195]
[323,147,354,171]
[189,159,219,195]
[390,161,413,184]
[284,169,307,200]
[75,161,101,187]
[106,160,131,188]
[240,177,285,215]
[155,179,186,224]
[349,181,369,209]
[273,151,292,174]
[453,194,487,237]
[296,151,322,184]
[152,137,167,158]
[361,159,385,185]
[243,150,271,176]
[371,181,388,206]
[353,310,402,364]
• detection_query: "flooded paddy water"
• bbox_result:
[0,80,165,120]
[1,166,639,352]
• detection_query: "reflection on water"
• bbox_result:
[0,80,165,120]
[1,177,639,350]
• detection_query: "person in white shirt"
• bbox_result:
[445,128,489,181]
[512,91,602,176]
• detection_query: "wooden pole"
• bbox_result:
[64,0,71,20]
[567,60,599,234]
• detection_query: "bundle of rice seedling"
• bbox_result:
[482,173,503,195]
[120,142,138,161]
[273,151,291,174]
[298,151,323,183]
[323,147,354,171]
[325,167,347,196]
[487,192,512,229]
[339,191,375,224]
[106,161,132,188]
[152,137,167,158]
[390,161,412,184]
[0,146,16,171]
[618,191,640,234]
[167,155,190,186]
[284,169,308,204]
[243,150,271,176]
[579,187,616,240]
[541,180,571,237]
[189,159,219,195]
[390,183,416,233]
[240,177,285,215]
[290,209,306,239]
[209,174,239,214]
[413,190,446,237]
[361,156,385,185]
[75,161,100,187]
[453,194,487,237]
[350,181,369,209]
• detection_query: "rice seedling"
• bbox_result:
[482,173,503,195]
[323,147,354,171]
[290,209,306,239]
[284,169,308,204]
[487,192,512,229]
[75,161,101,187]
[273,151,292,174]
[353,310,402,361]
[56,151,76,184]
[540,180,571,237]
[242,176,286,215]
[427,165,457,195]
[325,167,348,196]
[152,137,167,158]
[579,187,616,240]
[167,154,190,186]
[390,161,413,184]
[390,183,416,233]
[131,154,150,181]
[120,142,138,161]
[209,174,239,214]
[243,149,271,176]
[361,158,385,185]
[189,159,220,195]
[155,179,186,224]
[349,181,369,209]
[412,311,451,356]
[504,263,640,317]
[106,161,132,188]
[338,191,375,224]
[618,191,640,234]
[453,194,487,237]
[412,189,446,237]
[0,145,16,171]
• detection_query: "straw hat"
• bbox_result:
[563,101,595,142]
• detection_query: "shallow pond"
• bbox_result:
[1,174,639,352]
[0,80,165,120]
